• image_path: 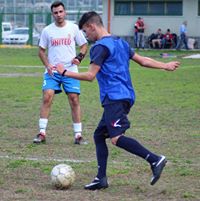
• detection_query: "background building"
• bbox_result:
[102,0,200,48]
[1,0,199,48]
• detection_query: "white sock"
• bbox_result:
[39,118,48,134]
[73,123,82,138]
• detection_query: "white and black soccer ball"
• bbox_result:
[51,164,75,189]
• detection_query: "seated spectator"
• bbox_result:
[151,28,163,49]
[172,33,178,47]
[148,33,156,48]
[162,29,174,48]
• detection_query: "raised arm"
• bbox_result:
[56,62,100,81]
[132,53,180,71]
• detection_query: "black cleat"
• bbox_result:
[84,177,108,190]
[33,133,46,144]
[74,136,88,145]
[150,155,167,185]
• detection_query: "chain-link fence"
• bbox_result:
[0,0,102,46]
[0,11,83,46]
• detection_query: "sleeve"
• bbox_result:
[39,29,48,49]
[129,47,135,59]
[74,24,87,46]
[90,45,110,67]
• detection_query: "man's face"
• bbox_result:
[52,5,66,24]
[82,24,96,42]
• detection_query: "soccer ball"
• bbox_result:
[51,164,75,189]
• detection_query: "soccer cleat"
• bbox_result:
[33,133,46,144]
[84,177,108,190]
[74,136,88,145]
[150,155,167,185]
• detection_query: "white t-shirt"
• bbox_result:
[39,20,87,72]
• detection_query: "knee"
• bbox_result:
[68,94,79,107]
[111,135,122,145]
[43,92,53,106]
[94,133,106,144]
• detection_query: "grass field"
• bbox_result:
[0,47,199,201]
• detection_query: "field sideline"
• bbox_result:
[0,47,199,201]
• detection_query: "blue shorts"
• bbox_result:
[94,100,131,139]
[42,72,80,94]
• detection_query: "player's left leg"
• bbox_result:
[84,115,109,190]
[67,93,86,144]
[63,77,87,145]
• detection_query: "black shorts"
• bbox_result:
[94,100,131,139]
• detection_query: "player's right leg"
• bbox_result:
[33,73,61,144]
[106,100,167,186]
[33,89,55,144]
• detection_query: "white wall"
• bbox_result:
[103,0,200,37]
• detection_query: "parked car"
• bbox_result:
[3,27,39,45]
[2,22,13,38]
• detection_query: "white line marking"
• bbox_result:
[0,73,42,77]
[0,65,89,69]
[0,154,199,167]
[0,155,92,163]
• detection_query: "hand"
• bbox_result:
[72,53,85,65]
[55,63,65,74]
[72,57,81,65]
[164,61,180,71]
[46,64,54,76]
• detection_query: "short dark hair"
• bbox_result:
[79,11,103,30]
[51,1,65,11]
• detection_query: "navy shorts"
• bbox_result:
[42,72,80,94]
[94,100,131,139]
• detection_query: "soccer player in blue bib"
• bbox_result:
[56,11,180,190]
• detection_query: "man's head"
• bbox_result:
[157,28,161,32]
[79,11,103,30]
[51,1,65,11]
[79,11,104,42]
[51,1,66,25]
[183,20,187,26]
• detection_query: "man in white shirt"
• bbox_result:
[33,1,88,144]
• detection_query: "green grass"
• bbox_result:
[0,47,200,201]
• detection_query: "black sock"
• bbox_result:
[95,135,108,179]
[116,135,159,164]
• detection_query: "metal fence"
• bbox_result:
[0,8,102,46]
[0,12,51,45]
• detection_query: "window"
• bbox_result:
[149,1,164,15]
[114,1,183,16]
[115,1,131,15]
[133,2,148,15]
[166,1,182,15]
[199,0,200,16]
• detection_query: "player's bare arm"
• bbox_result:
[56,62,100,81]
[132,53,180,71]
[38,47,54,75]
